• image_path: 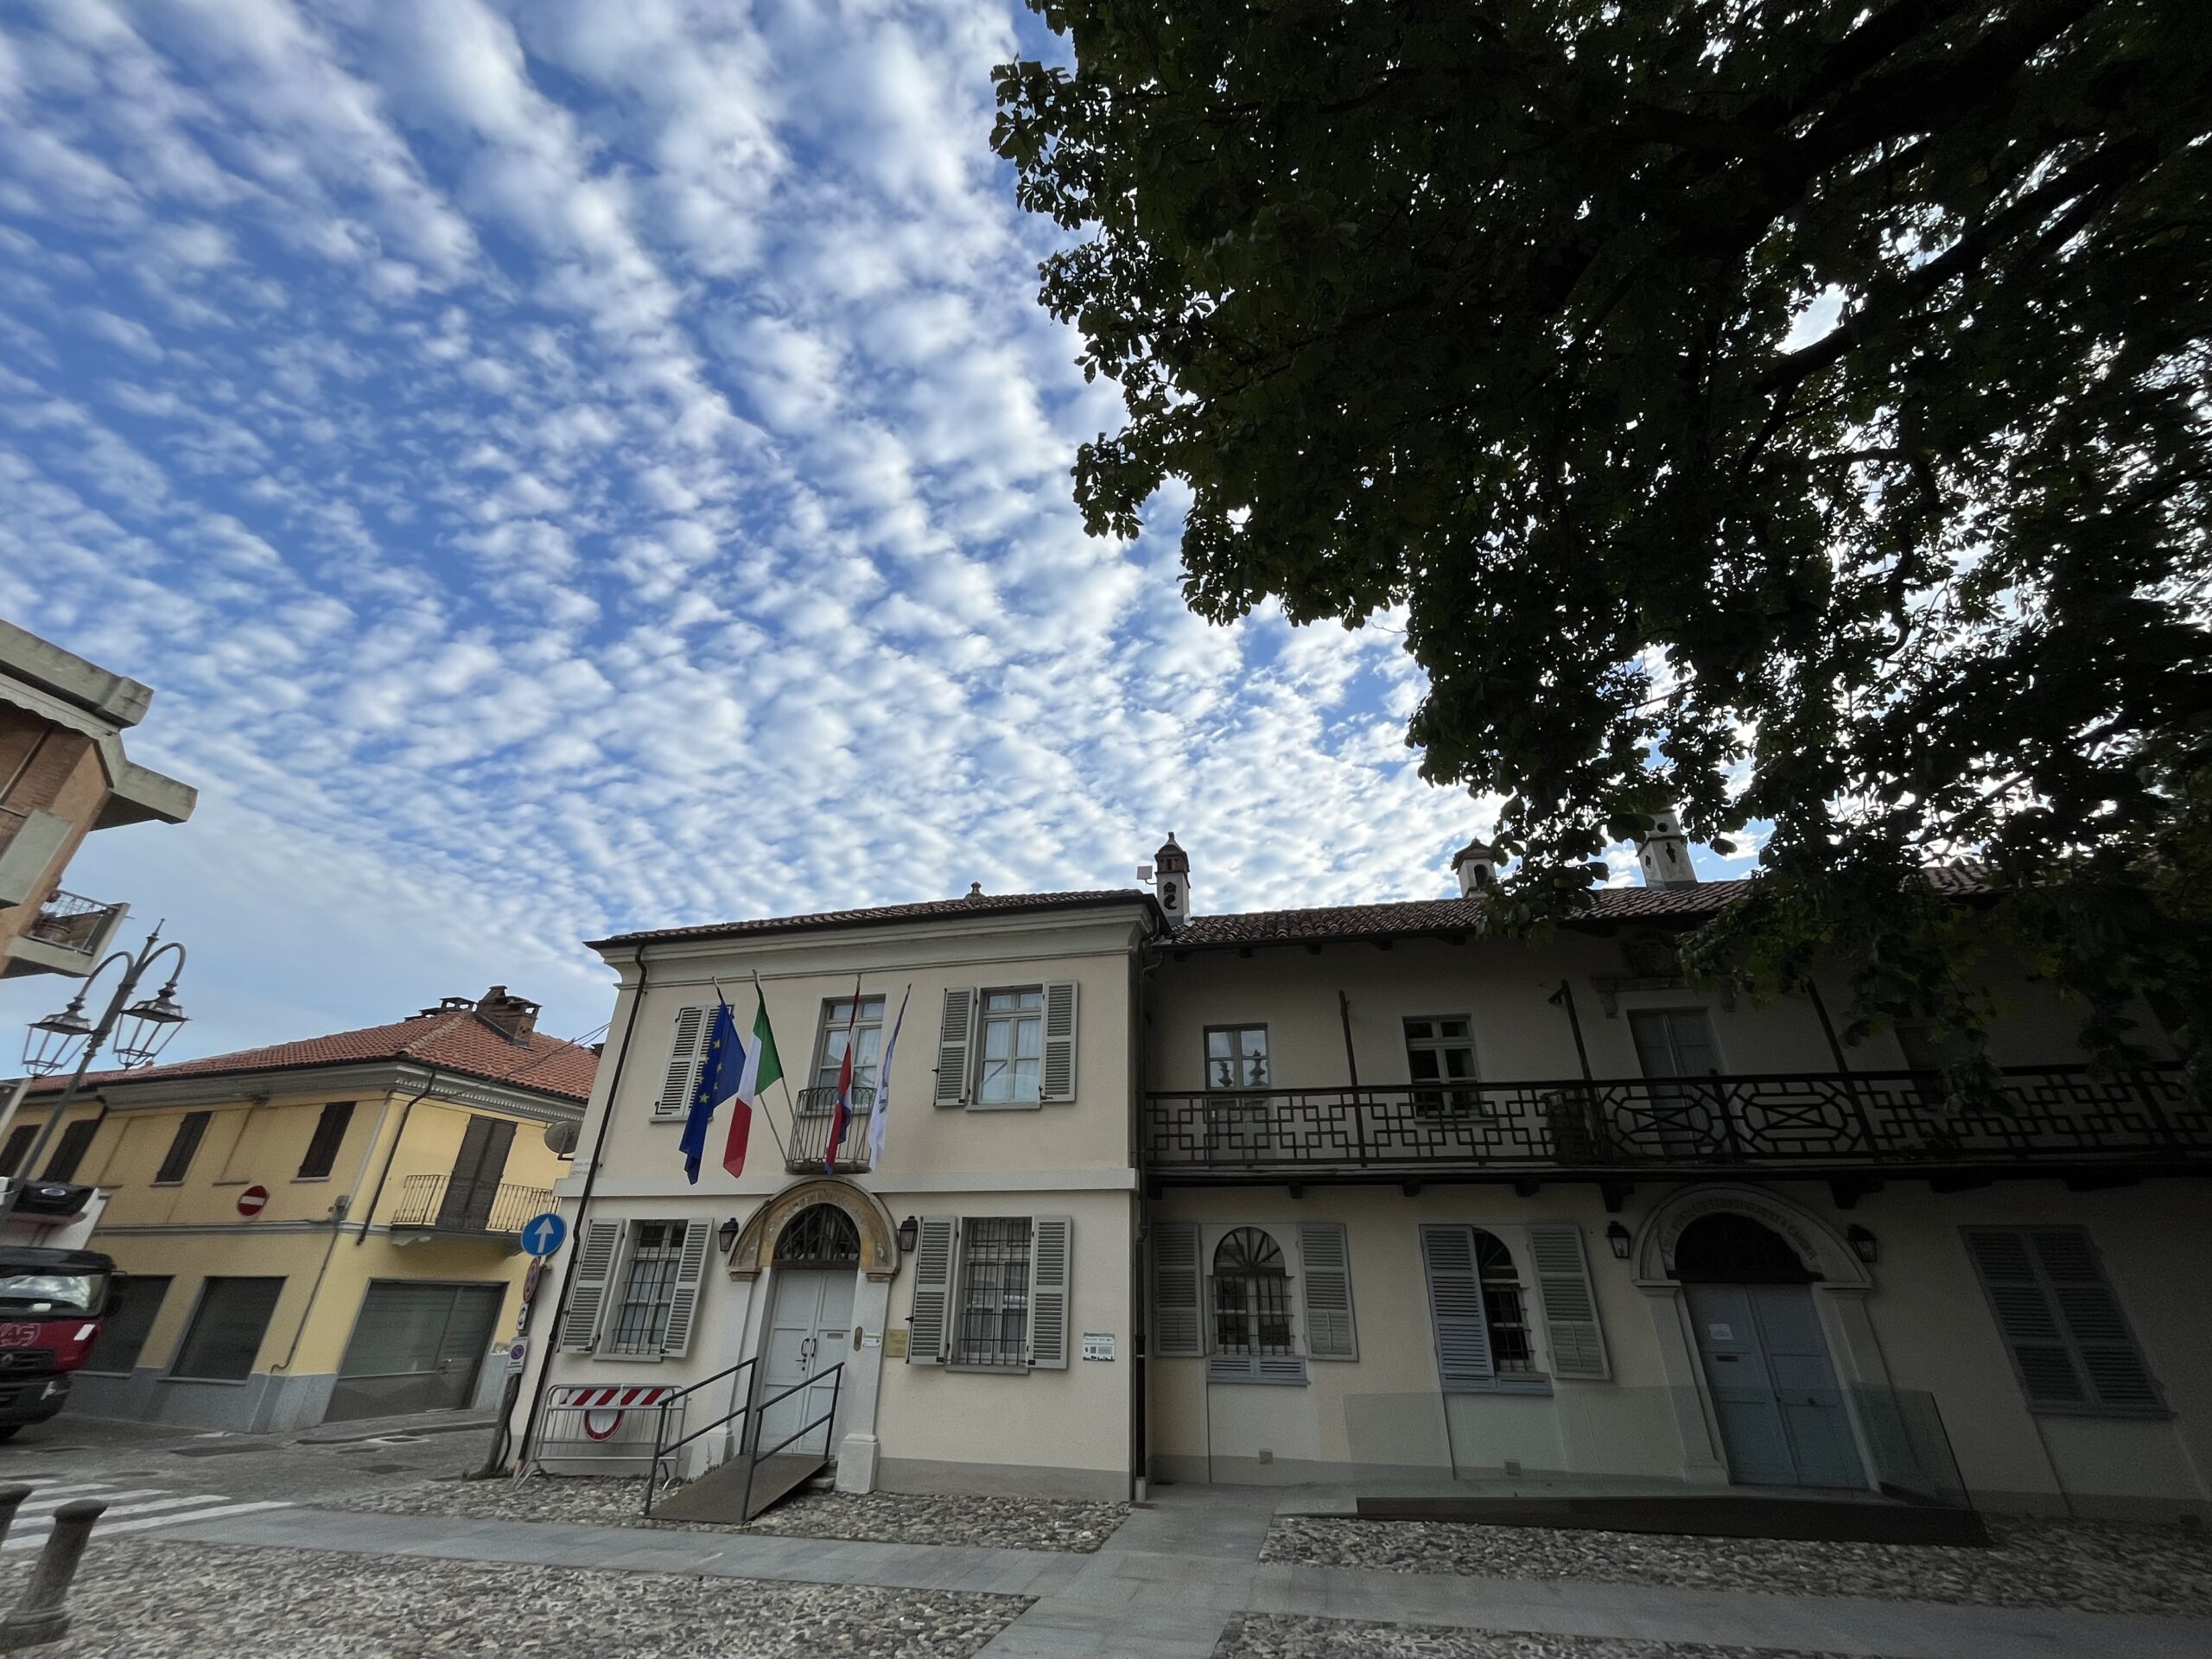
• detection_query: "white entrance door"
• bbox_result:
[759,1268,855,1458]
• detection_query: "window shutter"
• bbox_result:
[933,988,976,1108]
[1040,981,1078,1102]
[654,1007,709,1120]
[1296,1222,1357,1361]
[1529,1223,1611,1380]
[906,1216,956,1363]
[1966,1227,2160,1412]
[560,1219,621,1353]
[659,1219,713,1358]
[1028,1215,1072,1369]
[1420,1224,1493,1389]
[1151,1222,1202,1357]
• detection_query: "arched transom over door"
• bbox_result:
[776,1205,861,1267]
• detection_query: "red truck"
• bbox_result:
[0,1182,118,1440]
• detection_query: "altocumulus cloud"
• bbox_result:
[0,0,1513,1057]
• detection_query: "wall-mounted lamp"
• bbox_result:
[1847,1224,1878,1265]
[897,1215,919,1254]
[717,1217,741,1256]
[1605,1221,1632,1261]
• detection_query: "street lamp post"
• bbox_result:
[0,924,188,1240]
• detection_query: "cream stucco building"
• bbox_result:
[512,835,2211,1523]
[12,987,592,1430]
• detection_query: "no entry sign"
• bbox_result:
[237,1185,269,1217]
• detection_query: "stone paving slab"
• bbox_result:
[1215,1614,1843,1659]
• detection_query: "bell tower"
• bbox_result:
[1636,809,1699,890]
[1150,833,1192,926]
[1451,836,1497,896]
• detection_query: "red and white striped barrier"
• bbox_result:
[549,1383,677,1440]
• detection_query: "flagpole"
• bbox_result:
[714,977,790,1163]
[753,969,808,1144]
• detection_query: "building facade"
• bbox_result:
[12,987,591,1431]
[513,839,2211,1522]
[0,618,196,980]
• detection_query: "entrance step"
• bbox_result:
[648,1450,827,1524]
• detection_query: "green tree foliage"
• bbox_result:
[995,0,2212,1059]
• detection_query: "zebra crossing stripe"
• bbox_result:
[0,1480,293,1549]
[82,1500,292,1541]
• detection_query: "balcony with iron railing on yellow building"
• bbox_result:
[388,1173,555,1243]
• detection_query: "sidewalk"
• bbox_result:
[162,1485,2212,1659]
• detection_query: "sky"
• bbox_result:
[0,0,1743,1064]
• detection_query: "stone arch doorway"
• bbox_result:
[1630,1185,1883,1492]
[760,1205,864,1457]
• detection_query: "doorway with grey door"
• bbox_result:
[756,1205,860,1459]
[1675,1212,1866,1490]
[327,1281,506,1421]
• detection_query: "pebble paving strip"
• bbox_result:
[346,1473,1130,1552]
[1213,1614,1840,1659]
[1260,1515,2212,1617]
[8,1536,1027,1658]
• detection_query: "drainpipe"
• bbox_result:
[515,950,648,1471]
[269,1090,398,1377]
[1131,918,1166,1503]
[353,1070,441,1246]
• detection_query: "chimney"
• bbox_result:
[1451,835,1497,897]
[1150,833,1192,927]
[474,984,541,1042]
[1635,810,1699,890]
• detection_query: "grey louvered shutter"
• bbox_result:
[560,1219,621,1352]
[907,1216,956,1363]
[654,1007,709,1119]
[1151,1222,1202,1357]
[2031,1230,2162,1410]
[1420,1224,1494,1389]
[1297,1222,1357,1361]
[1040,982,1078,1102]
[1028,1215,1072,1369]
[1529,1223,1611,1380]
[933,988,976,1107]
[659,1219,713,1357]
[1965,1229,2086,1407]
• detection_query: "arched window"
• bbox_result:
[774,1204,861,1266]
[1472,1230,1535,1375]
[1671,1211,1815,1284]
[1211,1227,1293,1356]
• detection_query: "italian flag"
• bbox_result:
[724,984,783,1179]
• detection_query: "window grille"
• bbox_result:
[775,1204,861,1265]
[978,989,1045,1104]
[1211,1227,1295,1357]
[605,1223,688,1357]
[954,1217,1033,1366]
[1474,1230,1536,1374]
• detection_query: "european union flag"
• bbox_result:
[678,998,745,1184]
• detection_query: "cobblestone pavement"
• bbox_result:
[1211,1615,1841,1659]
[10,1536,1026,1658]
[1260,1514,2212,1617]
[344,1471,1130,1551]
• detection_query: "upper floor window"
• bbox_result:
[978,988,1045,1105]
[155,1112,212,1185]
[41,1119,98,1183]
[298,1102,355,1179]
[1404,1017,1477,1112]
[0,1126,31,1178]
[1205,1025,1269,1092]
[811,996,886,1096]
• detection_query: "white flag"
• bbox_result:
[867,984,912,1170]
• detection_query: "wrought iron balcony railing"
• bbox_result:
[25,890,124,957]
[786,1085,876,1173]
[1142,1066,2209,1182]
[390,1173,550,1236]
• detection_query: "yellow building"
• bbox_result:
[9,987,594,1431]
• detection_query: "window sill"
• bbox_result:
[945,1362,1033,1376]
[2029,1402,2173,1421]
[162,1375,250,1387]
[1444,1377,1554,1397]
[292,1176,333,1184]
[964,1100,1046,1113]
[591,1351,669,1364]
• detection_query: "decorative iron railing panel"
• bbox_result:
[1142,1067,2209,1177]
[786,1084,877,1173]
[390,1172,552,1234]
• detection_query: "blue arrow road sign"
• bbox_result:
[521,1211,569,1258]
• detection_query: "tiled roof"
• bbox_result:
[1173,881,1752,948]
[592,889,1160,950]
[25,1007,598,1103]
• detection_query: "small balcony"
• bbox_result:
[785,1085,876,1173]
[1142,1066,2210,1189]
[390,1173,550,1240]
[3,889,130,980]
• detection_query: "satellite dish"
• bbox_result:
[543,1119,581,1157]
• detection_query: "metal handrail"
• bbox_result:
[390,1173,553,1234]
[642,1355,757,1514]
[786,1087,877,1172]
[739,1362,844,1523]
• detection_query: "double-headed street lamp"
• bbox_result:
[0,923,190,1237]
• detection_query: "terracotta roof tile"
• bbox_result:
[26,1007,597,1102]
[592,888,1160,950]
[1173,881,1752,948]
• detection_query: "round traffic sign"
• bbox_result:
[520,1211,568,1258]
[237,1185,269,1217]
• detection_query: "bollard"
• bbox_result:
[0,1497,105,1651]
[0,1490,29,1553]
